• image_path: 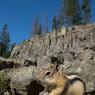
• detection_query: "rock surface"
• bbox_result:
[0,24,95,95]
[0,57,14,70]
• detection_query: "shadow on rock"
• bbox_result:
[86,90,95,95]
[26,80,44,95]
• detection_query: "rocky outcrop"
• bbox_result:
[0,66,45,95]
[7,66,40,95]
[1,24,95,95]
[0,57,14,70]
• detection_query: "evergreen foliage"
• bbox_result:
[0,71,9,94]
[0,24,11,58]
[32,17,42,36]
[52,16,58,31]
[82,0,91,24]
[59,0,82,25]
[43,13,48,34]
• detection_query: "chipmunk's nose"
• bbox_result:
[38,80,41,83]
[37,80,42,84]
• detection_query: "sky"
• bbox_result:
[0,0,95,44]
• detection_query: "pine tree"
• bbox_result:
[38,24,42,36]
[59,0,81,25]
[0,43,5,57]
[58,0,65,27]
[43,13,48,34]
[0,24,10,57]
[82,0,91,24]
[0,24,10,46]
[52,16,58,31]
[11,43,16,52]
[32,17,42,36]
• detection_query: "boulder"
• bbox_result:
[0,57,14,70]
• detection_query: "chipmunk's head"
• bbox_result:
[36,64,59,84]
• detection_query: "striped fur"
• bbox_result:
[44,71,86,95]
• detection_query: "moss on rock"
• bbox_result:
[0,71,9,93]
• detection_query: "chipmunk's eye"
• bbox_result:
[45,71,51,76]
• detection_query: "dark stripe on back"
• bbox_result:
[61,81,70,95]
[70,77,83,84]
[70,77,86,91]
[61,77,86,95]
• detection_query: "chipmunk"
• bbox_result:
[38,64,86,95]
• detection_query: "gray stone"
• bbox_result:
[3,24,95,93]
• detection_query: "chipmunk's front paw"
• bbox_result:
[39,91,49,95]
[43,92,49,95]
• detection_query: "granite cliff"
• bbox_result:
[0,24,95,95]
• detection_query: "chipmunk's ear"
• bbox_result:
[55,64,59,71]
